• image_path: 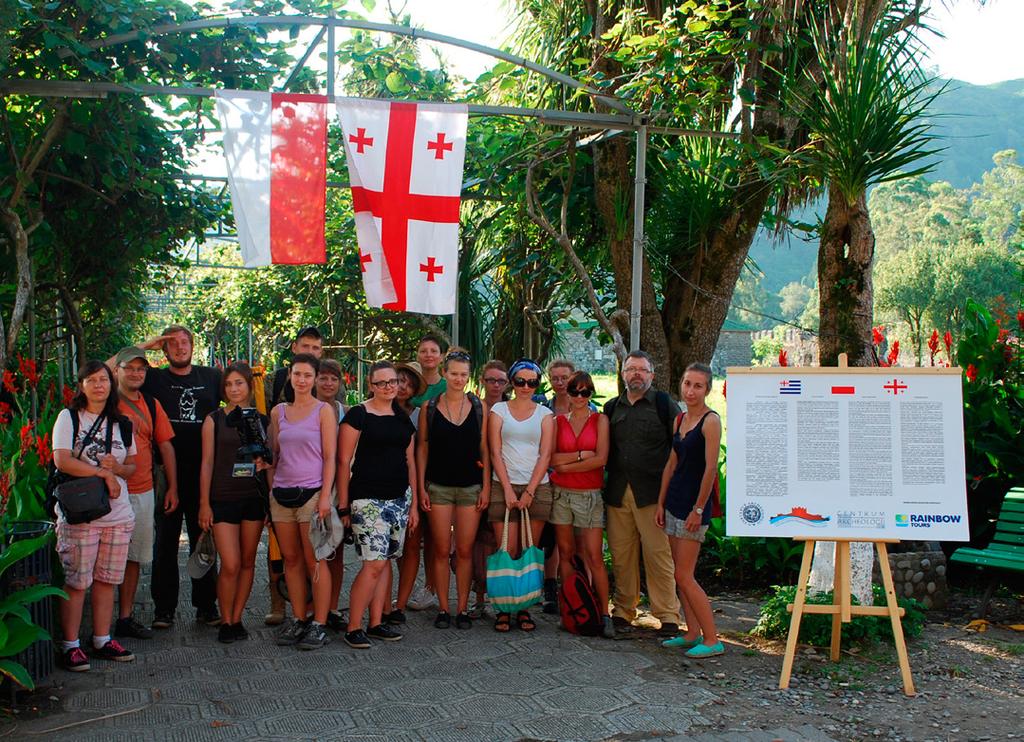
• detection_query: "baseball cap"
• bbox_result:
[115,346,149,367]
[187,529,217,579]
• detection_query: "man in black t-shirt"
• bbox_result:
[267,326,324,408]
[133,324,222,628]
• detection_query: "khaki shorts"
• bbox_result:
[427,482,482,508]
[550,487,604,529]
[488,481,552,523]
[126,489,155,565]
[269,492,319,524]
[663,511,709,543]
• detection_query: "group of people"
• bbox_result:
[50,323,725,672]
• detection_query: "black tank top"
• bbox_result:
[665,411,716,523]
[425,406,483,488]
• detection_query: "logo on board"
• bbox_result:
[769,507,830,526]
[895,513,961,528]
[778,379,802,395]
[740,502,764,525]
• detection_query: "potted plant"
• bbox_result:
[0,357,70,690]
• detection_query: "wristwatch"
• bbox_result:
[576,450,583,462]
[693,506,704,516]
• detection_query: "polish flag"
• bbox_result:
[336,98,467,314]
[214,90,327,267]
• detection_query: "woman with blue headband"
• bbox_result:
[487,358,554,633]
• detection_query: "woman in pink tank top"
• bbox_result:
[266,354,337,650]
[549,371,614,638]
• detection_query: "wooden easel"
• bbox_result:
[778,537,916,696]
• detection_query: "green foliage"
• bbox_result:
[753,584,927,647]
[0,529,67,689]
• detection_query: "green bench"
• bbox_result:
[950,487,1024,616]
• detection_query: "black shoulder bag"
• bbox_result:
[54,413,113,524]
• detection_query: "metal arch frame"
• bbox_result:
[6,14,735,351]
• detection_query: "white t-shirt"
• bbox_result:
[52,409,137,526]
[490,401,552,485]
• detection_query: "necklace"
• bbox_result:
[443,391,467,423]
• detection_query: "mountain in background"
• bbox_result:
[743,77,1024,305]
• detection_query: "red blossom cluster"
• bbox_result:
[0,401,10,425]
[965,364,978,383]
[16,355,40,388]
[778,349,789,367]
[35,432,52,467]
[2,370,16,395]
[61,384,75,407]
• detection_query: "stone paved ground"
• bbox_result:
[4,538,1021,741]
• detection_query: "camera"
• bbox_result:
[225,406,273,464]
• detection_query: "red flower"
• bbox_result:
[19,423,33,455]
[943,331,953,356]
[17,355,40,388]
[965,364,978,382]
[2,370,16,395]
[927,330,939,363]
[1017,311,1024,332]
[872,326,885,346]
[778,349,788,367]
[0,401,10,425]
[997,328,1010,345]
[61,385,75,407]
[722,380,727,400]
[35,432,51,467]
[0,471,10,512]
[886,340,900,367]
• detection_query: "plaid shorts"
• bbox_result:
[56,521,134,590]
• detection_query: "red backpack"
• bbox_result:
[558,555,603,637]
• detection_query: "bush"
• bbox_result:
[752,584,927,648]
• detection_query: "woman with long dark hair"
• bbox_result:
[655,362,724,657]
[53,360,137,671]
[198,362,269,643]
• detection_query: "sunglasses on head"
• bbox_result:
[445,350,472,363]
[567,388,594,398]
[512,377,540,389]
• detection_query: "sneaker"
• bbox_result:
[94,639,135,662]
[325,611,346,632]
[217,623,236,644]
[152,612,174,629]
[196,607,222,626]
[407,586,437,611]
[366,623,403,642]
[344,629,371,649]
[276,619,309,646]
[231,623,249,641]
[662,634,702,649]
[602,615,616,639]
[115,615,154,640]
[298,622,330,650]
[62,646,90,672]
[685,641,726,658]
[385,609,406,625]
[542,578,558,615]
[612,616,635,633]
[658,622,680,637]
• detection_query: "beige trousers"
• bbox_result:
[606,485,681,624]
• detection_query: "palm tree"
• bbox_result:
[795,19,942,366]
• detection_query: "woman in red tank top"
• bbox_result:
[548,371,614,638]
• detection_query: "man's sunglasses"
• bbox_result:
[567,388,594,398]
[512,377,540,389]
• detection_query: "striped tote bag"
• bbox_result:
[486,508,544,614]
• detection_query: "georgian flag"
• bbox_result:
[214,90,327,267]
[336,98,467,314]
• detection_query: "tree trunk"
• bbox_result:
[662,179,772,381]
[0,207,33,370]
[57,284,86,365]
[818,186,876,367]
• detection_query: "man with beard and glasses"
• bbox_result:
[119,325,222,629]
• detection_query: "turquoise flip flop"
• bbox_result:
[661,634,702,649]
[685,641,725,658]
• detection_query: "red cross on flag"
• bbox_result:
[336,99,467,314]
[214,90,327,267]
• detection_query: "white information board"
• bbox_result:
[725,368,969,541]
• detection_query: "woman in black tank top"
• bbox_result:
[417,350,491,629]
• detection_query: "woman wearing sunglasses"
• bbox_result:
[487,358,554,632]
[549,371,614,638]
[418,349,490,630]
[337,361,418,649]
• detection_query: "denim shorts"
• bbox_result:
[663,511,709,543]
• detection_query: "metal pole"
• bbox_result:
[326,13,335,99]
[629,124,648,352]
[356,319,364,400]
[451,265,460,349]
[247,322,253,364]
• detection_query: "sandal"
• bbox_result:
[455,612,472,630]
[494,612,511,633]
[434,611,451,629]
[516,610,536,632]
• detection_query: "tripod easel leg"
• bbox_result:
[876,542,916,696]
[779,539,816,689]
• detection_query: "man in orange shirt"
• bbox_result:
[113,347,179,639]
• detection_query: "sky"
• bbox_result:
[366,0,1024,85]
